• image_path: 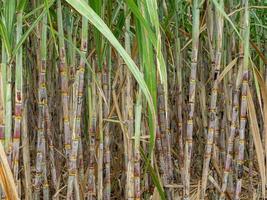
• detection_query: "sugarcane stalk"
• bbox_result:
[200,0,224,198]
[67,3,88,197]
[134,88,142,200]
[155,125,168,186]
[157,84,173,199]
[41,12,57,195]
[158,2,173,190]
[219,89,240,199]
[5,63,12,165]
[44,106,57,189]
[213,111,220,164]
[57,0,71,158]
[40,14,50,200]
[22,100,32,200]
[0,48,5,199]
[0,47,5,148]
[3,0,15,163]
[88,63,97,199]
[174,1,184,183]
[98,71,104,200]
[234,0,250,198]
[33,12,53,199]
[33,91,45,199]
[102,63,111,200]
[183,0,200,198]
[78,135,84,185]
[12,0,23,190]
[0,48,8,200]
[42,137,49,200]
[124,4,134,199]
[219,100,227,167]
[219,12,241,199]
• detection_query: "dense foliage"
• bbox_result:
[0,0,266,199]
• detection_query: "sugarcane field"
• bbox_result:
[0,0,266,199]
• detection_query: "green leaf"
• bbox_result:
[141,148,166,200]
[0,19,11,57]
[12,0,55,61]
[17,0,27,12]
[211,0,242,40]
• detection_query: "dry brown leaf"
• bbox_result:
[0,67,4,125]
[0,141,19,200]
[151,187,161,200]
[253,66,267,189]
[217,58,238,83]
[247,87,266,199]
